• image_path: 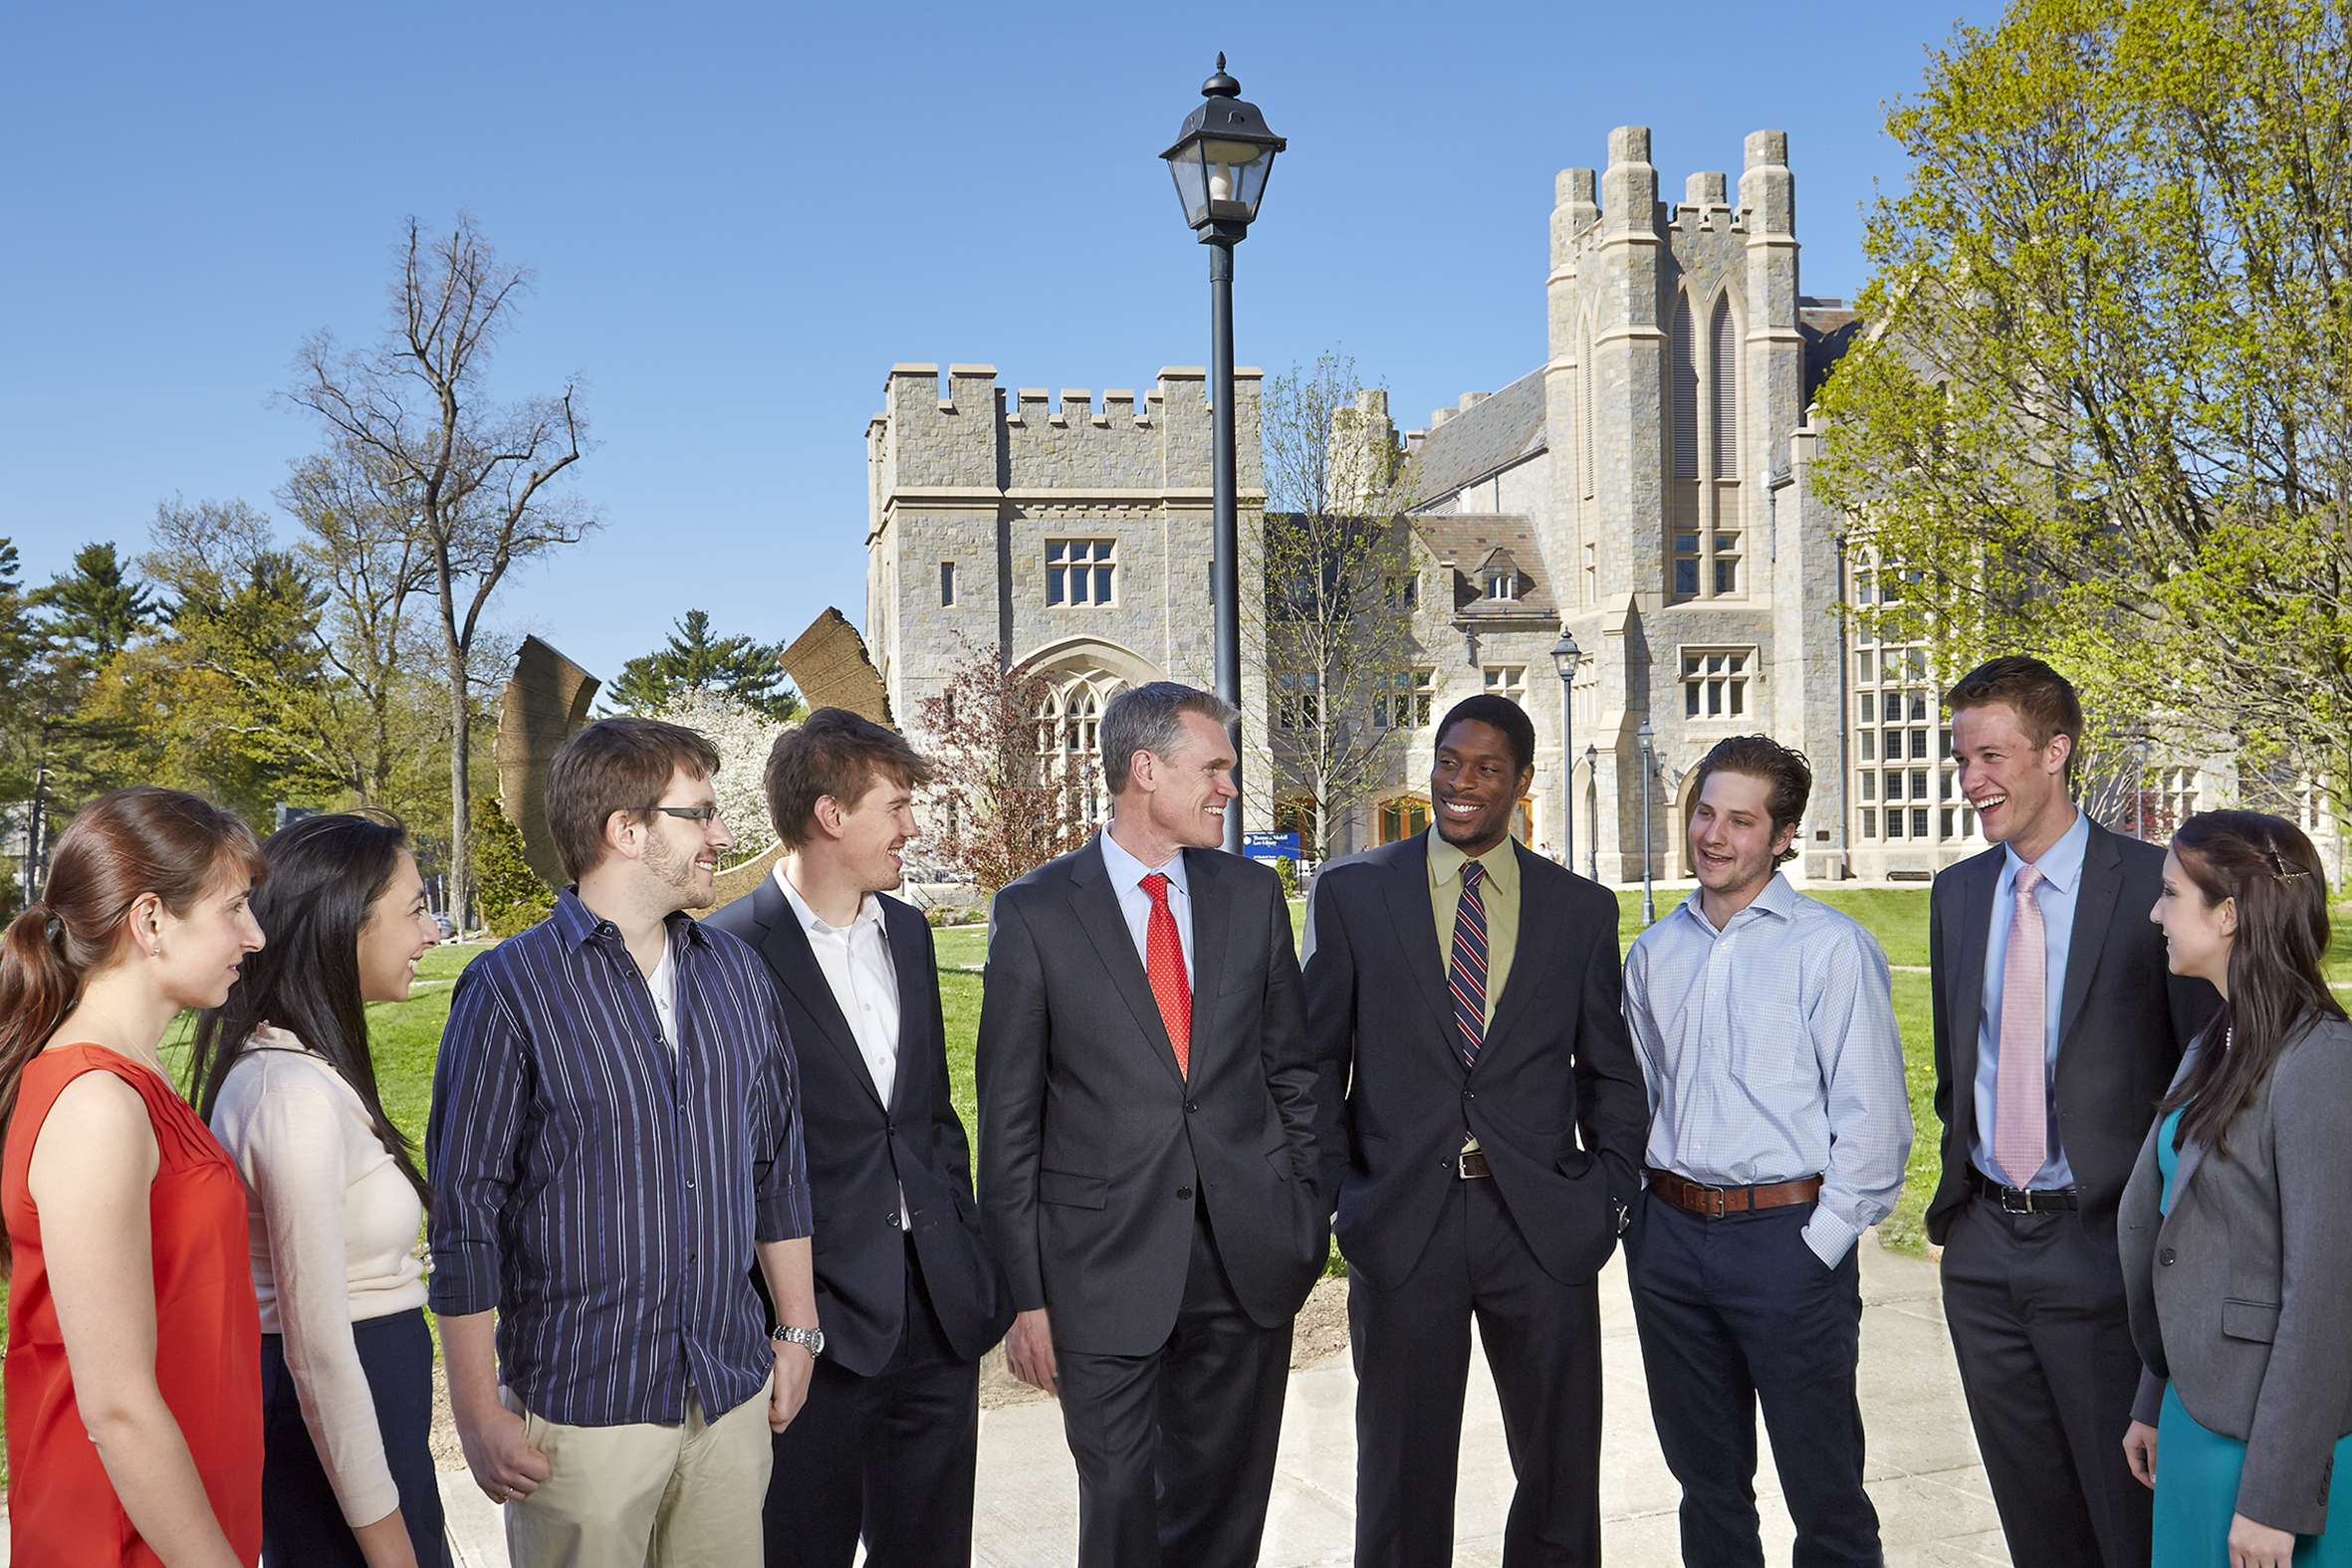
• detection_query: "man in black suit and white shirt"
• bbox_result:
[706,708,1014,1568]
[978,681,1324,1568]
[1928,657,2218,1568]
[1304,694,1649,1567]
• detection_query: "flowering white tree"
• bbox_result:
[645,687,785,866]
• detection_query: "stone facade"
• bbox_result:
[865,363,1260,817]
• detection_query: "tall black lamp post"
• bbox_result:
[1549,630,1581,869]
[1637,719,1658,924]
[1582,744,1599,882]
[1165,55,1285,853]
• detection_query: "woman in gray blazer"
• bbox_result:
[2120,810,2352,1568]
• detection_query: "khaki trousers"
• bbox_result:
[501,1384,774,1567]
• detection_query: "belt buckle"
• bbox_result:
[1456,1151,1487,1179]
[1691,1181,1729,1218]
[1999,1185,2032,1215]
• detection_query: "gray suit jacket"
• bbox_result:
[2120,1013,2352,1535]
[975,835,1324,1357]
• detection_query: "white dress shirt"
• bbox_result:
[776,865,902,1107]
[1098,825,1195,987]
[1623,872,1915,1266]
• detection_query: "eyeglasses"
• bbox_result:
[640,803,720,822]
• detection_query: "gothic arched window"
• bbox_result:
[1711,293,1739,480]
[1671,292,1700,481]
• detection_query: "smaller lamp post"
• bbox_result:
[1582,744,1599,882]
[1549,630,1581,871]
[1637,719,1657,924]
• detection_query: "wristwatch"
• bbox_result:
[773,1324,824,1358]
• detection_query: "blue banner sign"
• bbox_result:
[1243,832,1300,860]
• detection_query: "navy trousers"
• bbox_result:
[1625,1196,1879,1568]
[259,1306,450,1568]
[764,1236,983,1568]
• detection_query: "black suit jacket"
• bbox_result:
[705,877,1013,1377]
[975,835,1324,1358]
[1925,816,2219,1245]
[1302,833,1649,1290]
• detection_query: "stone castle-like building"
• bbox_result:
[864,126,2203,884]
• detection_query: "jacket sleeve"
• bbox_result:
[1926,881,1962,1244]
[2132,1366,2166,1429]
[2235,1032,2352,1534]
[1573,892,1649,1206]
[425,963,529,1317]
[1300,874,1357,1217]
[1258,875,1318,1192]
[976,891,1052,1313]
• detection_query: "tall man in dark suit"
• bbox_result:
[978,681,1324,1568]
[1304,694,1649,1567]
[1929,656,2218,1568]
[706,708,1014,1568]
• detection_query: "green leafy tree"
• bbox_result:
[1812,0,2352,819]
[606,610,804,723]
[471,793,554,937]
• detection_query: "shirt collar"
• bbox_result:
[1673,869,1796,935]
[773,863,884,937]
[1099,824,1188,899]
[553,886,708,954]
[2002,804,2090,897]
[1427,828,1519,895]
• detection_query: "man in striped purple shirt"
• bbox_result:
[427,717,819,1567]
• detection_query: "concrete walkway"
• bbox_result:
[439,1231,2013,1566]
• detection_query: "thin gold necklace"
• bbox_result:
[76,1001,165,1075]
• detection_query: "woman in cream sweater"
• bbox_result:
[191,812,446,1568]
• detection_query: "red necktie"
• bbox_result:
[1142,873,1191,1078]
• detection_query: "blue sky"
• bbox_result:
[2,1,1999,685]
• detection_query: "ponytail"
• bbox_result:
[0,902,86,1152]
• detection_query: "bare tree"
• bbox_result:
[287,215,596,926]
[1250,351,1422,860]
[912,638,1095,894]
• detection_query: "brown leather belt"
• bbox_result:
[1457,1150,1493,1180]
[1646,1167,1821,1218]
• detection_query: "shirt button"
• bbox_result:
[685,1177,697,1190]
[1177,1186,1194,1201]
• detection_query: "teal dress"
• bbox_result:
[2152,1106,2352,1563]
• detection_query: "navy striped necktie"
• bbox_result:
[1448,860,1490,1068]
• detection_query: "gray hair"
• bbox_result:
[1100,682,1241,796]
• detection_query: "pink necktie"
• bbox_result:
[1994,864,2048,1188]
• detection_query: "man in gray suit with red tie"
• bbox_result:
[977,681,1324,1568]
[1930,656,2218,1568]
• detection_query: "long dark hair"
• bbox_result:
[189,812,431,1209]
[0,786,267,1272]
[2158,810,2345,1154]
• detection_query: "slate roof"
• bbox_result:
[1403,367,1548,508]
[1799,298,1862,407]
[1413,513,1557,621]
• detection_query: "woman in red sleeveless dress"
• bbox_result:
[0,786,270,1567]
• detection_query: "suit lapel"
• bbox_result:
[882,897,930,1117]
[2057,821,2124,1052]
[1478,842,1549,1064]
[1183,847,1233,1072]
[760,876,885,1113]
[1379,834,1457,1061]
[1068,836,1189,1088]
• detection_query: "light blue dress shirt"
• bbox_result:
[1098,825,1195,988]
[1971,806,2090,1189]
[1623,873,1914,1266]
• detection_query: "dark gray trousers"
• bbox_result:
[1940,1194,2151,1568]
[1053,1212,1293,1568]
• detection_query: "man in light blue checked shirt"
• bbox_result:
[1622,735,1911,1568]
